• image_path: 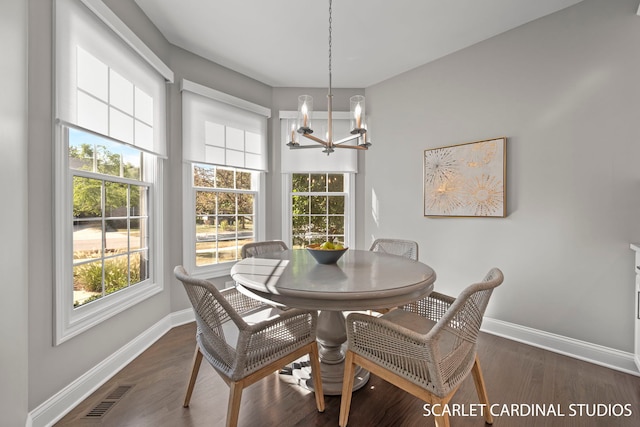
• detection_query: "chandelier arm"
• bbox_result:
[289,144,329,150]
[300,133,330,147]
[333,134,363,146]
[333,144,369,150]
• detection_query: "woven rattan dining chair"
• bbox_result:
[241,240,288,259]
[240,240,290,309]
[369,238,419,261]
[339,268,504,427]
[369,239,419,314]
[174,266,324,427]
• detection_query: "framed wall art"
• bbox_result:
[423,137,506,218]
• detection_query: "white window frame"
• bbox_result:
[182,164,265,280]
[281,173,355,248]
[53,0,171,345]
[54,126,164,345]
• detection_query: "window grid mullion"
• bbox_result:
[72,169,146,187]
[101,177,107,297]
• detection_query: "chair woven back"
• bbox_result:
[369,238,418,261]
[403,268,503,396]
[241,240,288,259]
[174,266,264,378]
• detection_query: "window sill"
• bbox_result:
[55,280,163,345]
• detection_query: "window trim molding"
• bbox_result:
[54,126,164,345]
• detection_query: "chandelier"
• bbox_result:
[287,0,371,155]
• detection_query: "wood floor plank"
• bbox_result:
[55,322,640,426]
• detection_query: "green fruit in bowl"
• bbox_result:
[334,243,344,250]
[320,241,335,250]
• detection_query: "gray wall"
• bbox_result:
[1,0,29,424]
[364,0,640,351]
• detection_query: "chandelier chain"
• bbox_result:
[328,0,332,94]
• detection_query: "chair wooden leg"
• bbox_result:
[339,351,357,427]
[471,355,493,425]
[308,342,325,412]
[432,396,451,427]
[183,345,203,407]
[434,412,451,427]
[226,381,244,427]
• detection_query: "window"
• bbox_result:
[69,129,150,307]
[291,173,347,248]
[54,0,172,344]
[192,163,258,266]
[181,80,270,278]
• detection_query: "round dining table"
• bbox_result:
[230,248,436,395]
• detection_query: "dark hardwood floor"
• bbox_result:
[55,322,640,426]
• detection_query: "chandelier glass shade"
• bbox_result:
[287,0,371,155]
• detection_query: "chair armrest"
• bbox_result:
[346,312,431,347]
[234,309,318,376]
[400,291,455,322]
[245,307,317,336]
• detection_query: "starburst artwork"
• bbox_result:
[424,138,506,217]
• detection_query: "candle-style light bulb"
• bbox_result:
[301,103,308,128]
[354,103,362,129]
[349,95,365,134]
[297,94,313,134]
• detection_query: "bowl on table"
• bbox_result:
[306,244,348,264]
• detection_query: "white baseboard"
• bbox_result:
[27,308,195,427]
[26,311,637,427]
[171,307,197,327]
[481,317,640,376]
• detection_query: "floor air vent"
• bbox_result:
[85,401,116,418]
[84,385,133,419]
[104,385,133,400]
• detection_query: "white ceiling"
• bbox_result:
[134,0,584,88]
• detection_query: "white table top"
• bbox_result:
[230,249,436,310]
